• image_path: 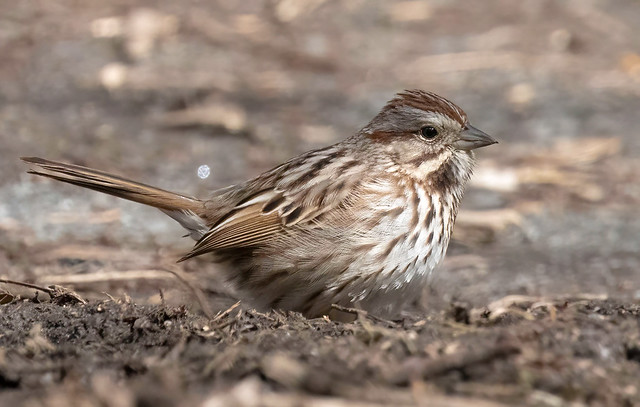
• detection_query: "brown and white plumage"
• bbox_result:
[22,90,496,318]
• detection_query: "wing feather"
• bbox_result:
[179,148,364,261]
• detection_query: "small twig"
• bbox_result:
[209,308,244,331]
[0,278,54,295]
[103,292,118,302]
[248,308,277,321]
[210,318,237,331]
[212,300,241,323]
[330,304,397,326]
[0,279,86,304]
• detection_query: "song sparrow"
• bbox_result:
[22,90,496,318]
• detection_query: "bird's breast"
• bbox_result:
[334,184,456,310]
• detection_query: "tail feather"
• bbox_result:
[21,157,209,239]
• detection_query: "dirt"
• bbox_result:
[1,298,639,406]
[2,0,640,406]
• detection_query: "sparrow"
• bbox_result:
[22,90,496,317]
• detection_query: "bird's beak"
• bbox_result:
[453,124,498,151]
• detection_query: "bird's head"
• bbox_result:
[360,90,497,187]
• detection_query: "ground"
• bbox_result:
[1,1,640,406]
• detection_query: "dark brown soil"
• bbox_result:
[1,298,639,406]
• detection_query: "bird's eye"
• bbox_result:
[420,126,438,139]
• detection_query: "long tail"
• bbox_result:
[21,157,209,240]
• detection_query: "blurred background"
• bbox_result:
[1,0,640,310]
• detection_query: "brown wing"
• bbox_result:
[178,147,363,261]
